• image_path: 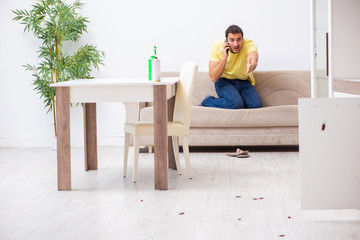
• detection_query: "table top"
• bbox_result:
[50,77,179,87]
[333,78,360,95]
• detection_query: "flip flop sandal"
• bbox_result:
[237,154,249,158]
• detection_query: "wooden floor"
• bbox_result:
[0,147,359,240]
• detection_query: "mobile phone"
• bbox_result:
[225,39,230,53]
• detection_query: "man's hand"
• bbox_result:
[223,42,230,58]
[246,51,258,74]
[246,57,257,74]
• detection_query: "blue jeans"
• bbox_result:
[201,78,263,109]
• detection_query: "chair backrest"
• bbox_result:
[173,62,198,132]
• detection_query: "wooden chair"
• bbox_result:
[123,62,198,182]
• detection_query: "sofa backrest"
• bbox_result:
[253,71,311,106]
[162,70,311,107]
[161,72,215,106]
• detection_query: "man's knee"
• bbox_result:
[246,99,262,108]
[227,99,244,109]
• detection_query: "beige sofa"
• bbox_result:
[125,71,310,146]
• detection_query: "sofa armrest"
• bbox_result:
[124,102,147,122]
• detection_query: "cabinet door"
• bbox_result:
[331,0,360,80]
[330,0,360,96]
[299,98,360,209]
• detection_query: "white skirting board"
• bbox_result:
[0,136,124,148]
[299,98,360,210]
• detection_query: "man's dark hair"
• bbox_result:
[225,25,244,39]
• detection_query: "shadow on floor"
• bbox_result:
[140,145,299,153]
[189,145,299,152]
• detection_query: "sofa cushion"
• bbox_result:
[190,105,298,127]
[140,105,298,128]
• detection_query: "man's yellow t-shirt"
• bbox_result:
[209,38,258,85]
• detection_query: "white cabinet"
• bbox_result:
[299,98,360,210]
[302,0,360,210]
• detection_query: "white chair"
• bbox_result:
[123,62,198,182]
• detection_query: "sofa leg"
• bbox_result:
[148,146,153,153]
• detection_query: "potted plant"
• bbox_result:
[13,0,105,136]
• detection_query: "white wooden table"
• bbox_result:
[51,78,178,190]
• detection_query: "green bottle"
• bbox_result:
[148,46,157,81]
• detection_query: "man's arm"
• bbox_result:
[246,51,258,74]
[209,43,229,82]
[209,59,226,82]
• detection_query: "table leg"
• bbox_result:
[153,85,168,190]
[167,95,176,170]
[84,103,98,171]
[56,87,71,191]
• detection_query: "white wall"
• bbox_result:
[0,0,310,147]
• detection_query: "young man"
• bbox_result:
[201,25,263,109]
